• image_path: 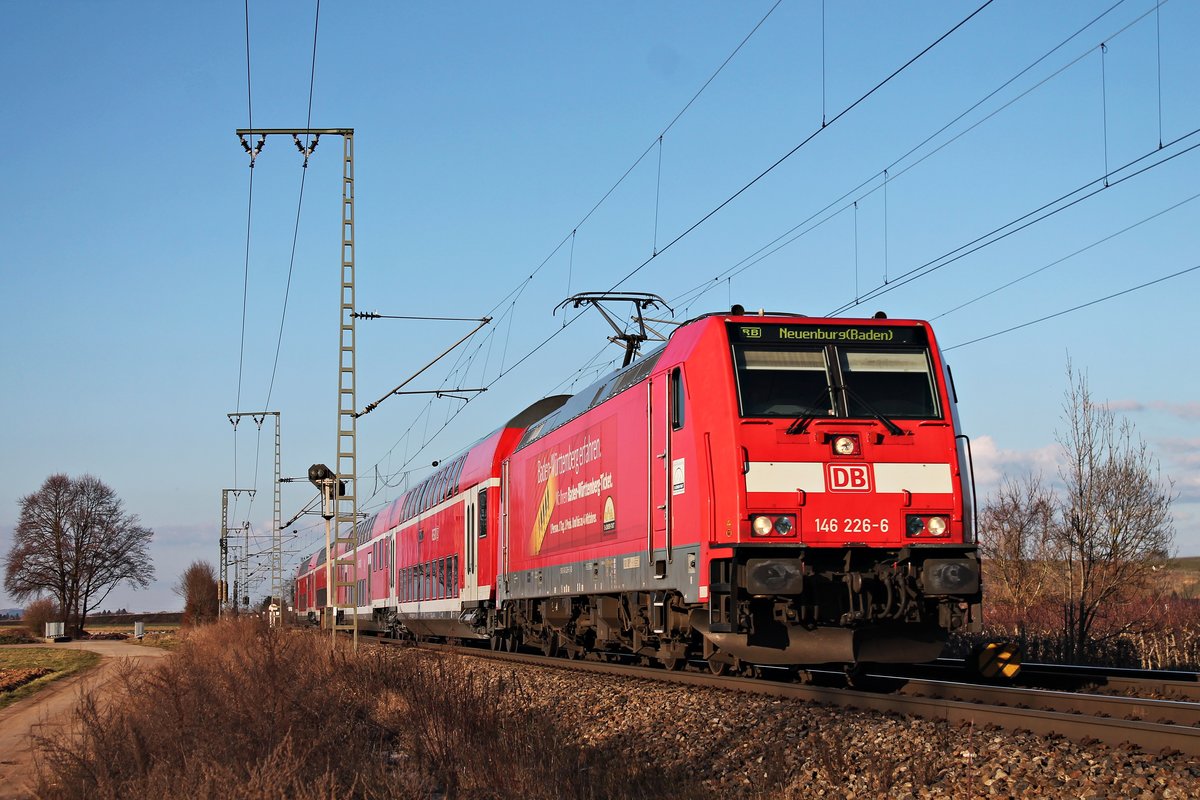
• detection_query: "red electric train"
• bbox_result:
[295,309,982,670]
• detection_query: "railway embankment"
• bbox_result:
[13,621,1200,799]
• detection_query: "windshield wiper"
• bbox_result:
[785,387,836,435]
[843,386,906,437]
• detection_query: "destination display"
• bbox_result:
[727,322,927,346]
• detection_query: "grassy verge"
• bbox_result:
[31,619,683,800]
[130,632,183,651]
[0,648,102,710]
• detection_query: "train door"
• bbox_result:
[462,489,482,603]
[650,366,686,572]
[649,368,683,572]
[499,461,510,601]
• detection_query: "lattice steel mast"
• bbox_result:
[227,411,282,622]
[219,488,255,619]
[235,127,358,645]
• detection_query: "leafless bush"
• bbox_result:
[22,597,59,638]
[174,560,219,627]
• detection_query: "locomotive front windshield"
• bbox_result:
[730,324,941,420]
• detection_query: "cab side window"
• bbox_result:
[671,367,685,430]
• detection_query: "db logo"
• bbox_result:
[827,464,871,492]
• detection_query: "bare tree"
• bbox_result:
[4,474,154,635]
[174,560,219,626]
[1052,365,1174,662]
[978,472,1056,634]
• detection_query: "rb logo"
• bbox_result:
[827,464,871,492]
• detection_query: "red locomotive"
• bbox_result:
[295,308,982,670]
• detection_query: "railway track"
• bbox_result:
[399,640,1200,757]
[884,658,1200,701]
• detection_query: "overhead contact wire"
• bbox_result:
[608,0,998,292]
[827,128,1200,315]
[235,0,256,488]
[265,0,321,409]
[666,0,1139,313]
[945,264,1200,351]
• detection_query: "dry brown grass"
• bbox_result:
[31,619,685,800]
[0,648,101,709]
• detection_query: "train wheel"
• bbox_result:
[707,656,728,676]
[540,633,557,657]
[489,633,503,651]
[844,664,907,693]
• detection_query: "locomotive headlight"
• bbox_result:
[832,435,859,456]
[773,515,795,536]
[752,515,775,537]
[906,514,950,537]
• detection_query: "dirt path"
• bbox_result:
[0,640,170,799]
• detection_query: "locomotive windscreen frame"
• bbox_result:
[729,322,942,421]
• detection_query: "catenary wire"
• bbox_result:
[826,128,1200,316]
[607,0,998,293]
[944,263,1200,351]
[931,188,1200,321]
[666,0,1149,313]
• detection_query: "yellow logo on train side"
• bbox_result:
[529,469,557,555]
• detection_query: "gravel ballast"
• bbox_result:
[466,655,1200,798]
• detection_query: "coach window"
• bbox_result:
[671,367,685,430]
[451,555,459,595]
[451,457,465,495]
[478,488,488,539]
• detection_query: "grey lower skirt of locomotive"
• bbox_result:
[697,543,981,666]
[371,542,980,671]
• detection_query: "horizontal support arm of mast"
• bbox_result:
[236,128,353,136]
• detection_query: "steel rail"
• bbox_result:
[897,678,1200,727]
[403,642,1200,757]
[889,659,1200,702]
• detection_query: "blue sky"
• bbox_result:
[2,1,1197,612]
